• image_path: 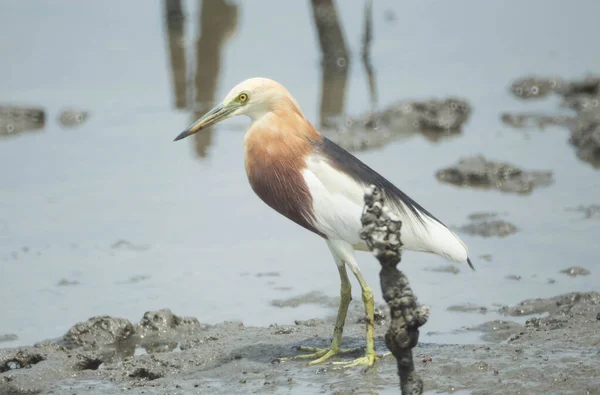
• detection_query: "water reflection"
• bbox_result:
[164,0,187,110]
[163,0,380,156]
[163,0,238,158]
[310,0,379,132]
[310,0,350,129]
[193,0,238,158]
[163,0,465,157]
[360,0,377,112]
[312,0,471,152]
[163,0,375,157]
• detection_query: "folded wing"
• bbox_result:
[304,137,472,267]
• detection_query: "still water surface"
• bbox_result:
[1,0,599,348]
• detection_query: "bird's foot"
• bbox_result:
[280,345,360,365]
[332,349,381,368]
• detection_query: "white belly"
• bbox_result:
[302,168,364,244]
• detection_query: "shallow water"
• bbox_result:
[1,0,599,349]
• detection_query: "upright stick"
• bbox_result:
[360,185,429,395]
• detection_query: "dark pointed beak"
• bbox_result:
[173,103,234,142]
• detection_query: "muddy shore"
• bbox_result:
[1,292,598,395]
[503,75,600,168]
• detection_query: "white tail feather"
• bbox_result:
[384,199,469,264]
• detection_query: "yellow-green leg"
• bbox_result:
[328,239,378,368]
[284,255,357,364]
[333,265,377,368]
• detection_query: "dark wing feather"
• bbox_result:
[314,137,443,225]
[314,137,475,271]
[311,137,474,271]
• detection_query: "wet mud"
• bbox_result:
[0,106,89,137]
[0,336,18,345]
[457,212,518,238]
[560,266,591,277]
[500,113,572,130]
[323,97,471,152]
[446,304,488,314]
[2,292,599,394]
[504,75,600,168]
[57,109,88,128]
[0,106,45,137]
[463,320,525,344]
[435,155,554,194]
[270,291,338,309]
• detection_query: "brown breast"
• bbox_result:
[244,112,325,238]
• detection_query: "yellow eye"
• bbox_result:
[238,93,248,102]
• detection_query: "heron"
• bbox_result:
[174,77,473,368]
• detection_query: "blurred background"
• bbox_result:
[1,0,599,349]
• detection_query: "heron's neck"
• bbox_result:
[244,108,320,178]
[246,105,320,143]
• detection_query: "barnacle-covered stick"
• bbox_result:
[360,185,430,395]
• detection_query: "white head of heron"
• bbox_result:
[173,78,302,141]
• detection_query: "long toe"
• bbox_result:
[306,348,339,365]
[278,347,333,364]
[332,351,379,368]
[280,345,360,365]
